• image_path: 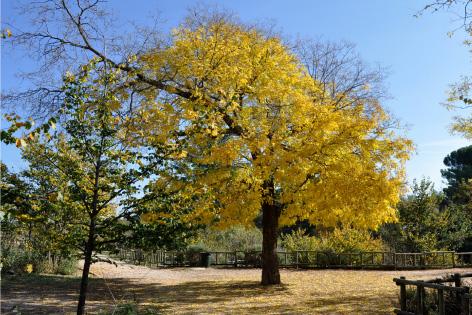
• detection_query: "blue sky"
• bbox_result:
[2,0,471,188]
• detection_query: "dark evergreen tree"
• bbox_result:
[441,145,472,203]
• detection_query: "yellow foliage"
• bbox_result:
[139,19,413,230]
[24,264,33,274]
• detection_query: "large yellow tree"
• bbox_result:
[133,19,413,285]
[3,1,412,285]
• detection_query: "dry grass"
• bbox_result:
[2,261,471,314]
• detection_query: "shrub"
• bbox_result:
[113,303,139,315]
[186,245,207,266]
[99,302,162,315]
[34,259,53,274]
[1,245,77,275]
[55,257,78,275]
[324,228,385,253]
[191,226,262,252]
[280,228,385,266]
[280,229,320,252]
[281,228,384,253]
[1,247,41,274]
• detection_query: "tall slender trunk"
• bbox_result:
[77,220,95,315]
[261,200,281,285]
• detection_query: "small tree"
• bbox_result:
[16,60,146,314]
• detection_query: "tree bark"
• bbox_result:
[261,201,281,285]
[77,220,95,315]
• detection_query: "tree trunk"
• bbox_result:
[77,221,95,315]
[261,201,281,285]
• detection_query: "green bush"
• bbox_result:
[185,245,207,266]
[30,255,78,275]
[1,246,77,275]
[191,226,262,252]
[1,247,41,274]
[113,303,139,315]
[280,228,385,265]
[281,228,384,252]
[55,257,78,275]
[99,302,162,315]
[34,258,55,274]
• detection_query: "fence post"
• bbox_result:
[462,287,470,315]
[416,281,424,315]
[452,252,456,268]
[296,251,299,268]
[399,276,407,311]
[454,273,462,313]
[394,252,397,269]
[438,289,445,315]
[454,273,461,287]
[234,251,238,267]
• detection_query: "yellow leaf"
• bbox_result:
[15,138,27,148]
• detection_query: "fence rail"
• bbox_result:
[394,273,472,315]
[112,249,472,270]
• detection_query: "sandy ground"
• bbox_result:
[2,260,471,314]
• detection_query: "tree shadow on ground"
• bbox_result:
[1,274,395,314]
[154,280,288,303]
[152,281,395,314]
[1,274,163,314]
[304,293,396,314]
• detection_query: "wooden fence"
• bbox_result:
[113,249,472,270]
[394,273,472,315]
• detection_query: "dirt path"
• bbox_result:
[2,259,471,314]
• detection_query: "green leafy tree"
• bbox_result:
[381,179,469,252]
[124,194,201,251]
[1,161,80,274]
[14,60,148,314]
[396,180,445,251]
[1,163,35,270]
[445,180,472,251]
